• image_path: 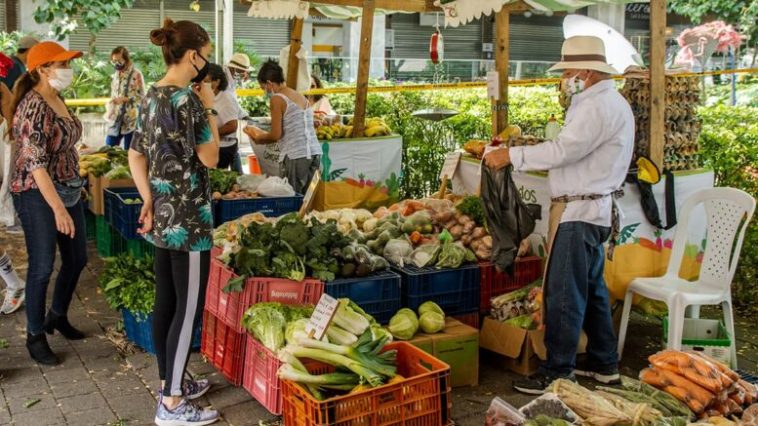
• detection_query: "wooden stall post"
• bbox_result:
[649,0,666,169]
[493,7,510,135]
[352,0,376,138]
[287,18,305,89]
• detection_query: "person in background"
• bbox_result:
[10,41,87,366]
[130,18,220,426]
[224,52,252,94]
[0,248,24,314]
[308,75,336,117]
[485,36,633,394]
[243,60,321,195]
[0,36,39,90]
[205,64,240,172]
[104,46,145,150]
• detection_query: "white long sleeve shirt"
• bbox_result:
[510,79,634,227]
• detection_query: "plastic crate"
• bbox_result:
[395,264,480,316]
[480,257,543,313]
[200,310,246,386]
[215,194,303,224]
[205,259,248,332]
[104,187,142,240]
[122,309,201,354]
[247,276,324,306]
[281,342,451,426]
[324,271,401,324]
[96,216,120,258]
[243,336,285,415]
[85,210,96,241]
[452,310,481,329]
[737,370,758,385]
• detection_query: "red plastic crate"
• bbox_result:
[243,336,285,415]
[479,256,543,313]
[205,259,248,332]
[282,342,451,426]
[247,277,324,305]
[452,311,480,329]
[200,310,246,386]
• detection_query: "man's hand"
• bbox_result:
[484,147,511,170]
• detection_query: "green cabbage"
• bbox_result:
[388,309,419,340]
[418,301,444,317]
[419,312,445,334]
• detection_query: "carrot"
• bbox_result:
[650,351,728,393]
[728,387,746,406]
[687,351,740,382]
[655,368,716,408]
[726,398,742,416]
[737,379,758,405]
[664,385,706,414]
[640,368,670,388]
[409,231,423,245]
[639,238,660,251]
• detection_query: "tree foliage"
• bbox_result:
[33,0,134,41]
[668,0,758,46]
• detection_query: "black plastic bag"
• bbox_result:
[480,164,541,273]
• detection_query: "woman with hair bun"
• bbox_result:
[129,17,220,426]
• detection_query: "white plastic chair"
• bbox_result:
[617,187,756,367]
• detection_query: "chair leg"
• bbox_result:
[617,289,635,360]
[686,305,701,319]
[667,296,686,351]
[722,299,738,369]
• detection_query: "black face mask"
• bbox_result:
[191,51,209,83]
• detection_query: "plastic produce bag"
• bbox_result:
[486,397,525,426]
[237,174,267,193]
[480,164,540,272]
[257,177,296,197]
[383,238,413,267]
[410,244,440,268]
[519,393,579,423]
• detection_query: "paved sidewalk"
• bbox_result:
[1,228,756,425]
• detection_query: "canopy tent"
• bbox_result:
[241,0,668,169]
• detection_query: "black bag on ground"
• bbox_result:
[480,164,541,273]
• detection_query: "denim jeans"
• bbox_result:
[542,221,618,377]
[13,190,88,335]
[105,132,134,150]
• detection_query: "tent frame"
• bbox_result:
[243,0,667,168]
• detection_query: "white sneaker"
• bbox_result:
[1,288,25,314]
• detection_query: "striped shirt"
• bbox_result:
[273,93,322,161]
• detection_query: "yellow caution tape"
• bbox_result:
[65,68,758,107]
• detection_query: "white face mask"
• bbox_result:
[564,74,587,98]
[49,68,75,91]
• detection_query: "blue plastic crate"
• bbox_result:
[104,187,142,240]
[737,370,758,385]
[325,270,402,324]
[122,309,201,354]
[394,264,480,316]
[215,194,303,225]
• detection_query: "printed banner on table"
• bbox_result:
[315,135,403,211]
[454,154,714,305]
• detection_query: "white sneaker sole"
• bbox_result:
[512,384,546,395]
[574,369,620,385]
[154,416,219,426]
[1,291,25,315]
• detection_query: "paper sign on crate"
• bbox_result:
[306,294,339,341]
[439,152,461,180]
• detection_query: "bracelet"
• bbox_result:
[204,108,218,117]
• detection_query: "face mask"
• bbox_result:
[113,61,125,71]
[564,74,586,98]
[49,68,74,91]
[191,51,210,84]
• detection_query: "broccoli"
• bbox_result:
[276,214,310,255]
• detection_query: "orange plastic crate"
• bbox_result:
[479,256,543,313]
[282,342,452,426]
[200,310,246,386]
[243,336,285,414]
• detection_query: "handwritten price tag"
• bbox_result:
[306,294,339,341]
[439,151,462,180]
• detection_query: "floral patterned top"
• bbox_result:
[132,85,214,252]
[11,90,82,193]
[107,64,145,134]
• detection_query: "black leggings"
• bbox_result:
[153,247,210,397]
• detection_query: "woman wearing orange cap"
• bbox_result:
[9,41,86,366]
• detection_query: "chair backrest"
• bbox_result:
[666,187,756,287]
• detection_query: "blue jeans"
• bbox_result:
[105,132,134,150]
[12,190,88,335]
[542,221,618,377]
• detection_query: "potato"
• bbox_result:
[212,191,223,201]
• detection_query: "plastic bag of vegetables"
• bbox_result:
[383,238,413,267]
[435,240,476,269]
[410,244,440,268]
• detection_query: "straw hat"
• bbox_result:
[26,41,82,72]
[548,36,619,75]
[227,53,252,72]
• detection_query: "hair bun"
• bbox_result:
[150,18,176,46]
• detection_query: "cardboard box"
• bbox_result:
[479,317,587,376]
[407,318,479,387]
[88,175,134,215]
[663,318,732,367]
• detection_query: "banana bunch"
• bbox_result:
[79,153,110,178]
[317,123,356,140]
[316,125,336,140]
[364,117,392,138]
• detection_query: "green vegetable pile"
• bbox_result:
[209,169,240,194]
[225,213,355,292]
[99,254,156,317]
[276,298,398,400]
[455,196,486,226]
[104,165,132,180]
[241,302,314,352]
[387,301,445,340]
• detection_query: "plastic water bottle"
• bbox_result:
[545,114,560,141]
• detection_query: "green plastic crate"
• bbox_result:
[85,210,96,241]
[663,317,732,367]
[125,238,154,259]
[96,216,121,258]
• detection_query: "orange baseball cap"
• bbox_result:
[26,41,83,72]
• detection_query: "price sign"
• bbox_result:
[306,294,339,341]
[439,151,462,180]
[487,71,500,100]
[298,171,321,218]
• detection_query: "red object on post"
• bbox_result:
[430,29,444,64]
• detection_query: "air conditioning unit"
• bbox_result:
[386,29,395,49]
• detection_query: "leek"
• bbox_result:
[332,300,370,335]
[278,364,359,387]
[284,346,385,387]
[326,324,358,346]
[295,337,396,378]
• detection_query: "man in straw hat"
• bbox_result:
[485,35,634,394]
